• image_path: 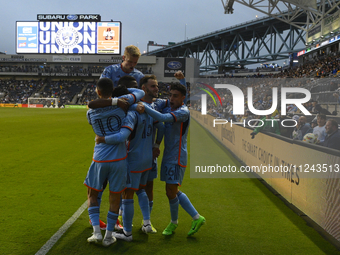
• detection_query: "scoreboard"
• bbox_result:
[16,21,121,54]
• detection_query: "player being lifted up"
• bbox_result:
[138,79,206,236]
[100,45,144,88]
[84,78,143,247]
[95,76,165,241]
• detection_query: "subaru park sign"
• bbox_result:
[37,14,101,22]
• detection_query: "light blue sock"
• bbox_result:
[136,189,150,220]
[169,196,179,223]
[177,191,198,218]
[122,199,134,232]
[107,211,118,232]
[149,201,154,214]
[88,206,100,226]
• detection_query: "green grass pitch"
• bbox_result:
[0,108,339,255]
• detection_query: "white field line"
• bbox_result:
[35,200,88,255]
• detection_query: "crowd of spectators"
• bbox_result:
[191,50,340,150]
[0,65,106,74]
[0,65,154,75]
[0,78,96,106]
[274,51,340,79]
[0,79,45,104]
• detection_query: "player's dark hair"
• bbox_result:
[170,83,186,96]
[117,76,137,88]
[139,75,157,88]
[97,78,113,97]
[112,85,130,98]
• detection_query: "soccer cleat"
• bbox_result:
[112,229,133,242]
[87,232,103,243]
[141,220,157,233]
[141,224,152,233]
[118,215,123,226]
[115,219,123,231]
[162,222,178,236]
[102,235,117,247]
[150,224,157,233]
[89,219,107,230]
[187,216,206,236]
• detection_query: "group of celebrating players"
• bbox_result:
[83,45,205,247]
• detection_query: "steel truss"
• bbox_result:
[221,0,340,32]
[146,16,306,72]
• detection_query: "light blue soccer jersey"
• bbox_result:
[140,98,165,145]
[122,110,154,173]
[87,106,127,163]
[100,63,144,87]
[143,103,190,167]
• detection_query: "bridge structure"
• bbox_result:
[145,0,340,73]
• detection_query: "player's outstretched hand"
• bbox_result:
[118,98,129,113]
[174,71,185,80]
[136,102,145,114]
[250,132,257,139]
[96,135,106,144]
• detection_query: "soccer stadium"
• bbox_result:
[1,1,340,255]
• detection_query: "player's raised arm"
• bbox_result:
[127,88,145,104]
[140,103,187,123]
[174,71,186,87]
[88,88,144,109]
[88,76,144,110]
[174,71,187,104]
[88,97,129,110]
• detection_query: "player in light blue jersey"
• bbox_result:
[137,72,187,233]
[95,79,164,241]
[84,78,129,247]
[139,82,206,237]
[87,76,145,232]
[100,45,144,87]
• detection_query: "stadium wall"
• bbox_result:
[191,109,340,243]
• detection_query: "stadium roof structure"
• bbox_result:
[146,0,340,73]
[145,14,306,72]
[221,0,340,33]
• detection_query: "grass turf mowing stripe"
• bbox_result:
[35,200,87,255]
[0,108,93,255]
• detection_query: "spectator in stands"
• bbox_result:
[305,102,313,112]
[279,114,296,138]
[310,117,318,129]
[321,119,340,150]
[313,114,327,144]
[314,104,332,115]
[291,116,313,140]
[311,101,320,114]
[333,92,340,104]
[250,113,280,139]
